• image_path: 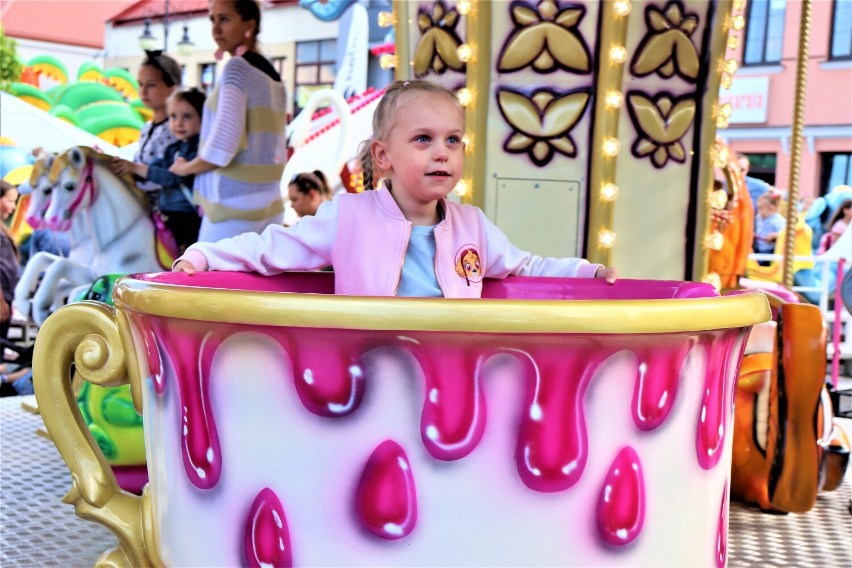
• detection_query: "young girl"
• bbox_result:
[753,190,785,254]
[120,89,206,251]
[173,80,616,296]
[288,170,332,219]
[111,51,181,190]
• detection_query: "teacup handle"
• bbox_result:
[34,301,160,567]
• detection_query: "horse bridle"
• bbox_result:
[63,158,96,220]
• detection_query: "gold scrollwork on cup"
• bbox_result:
[33,301,159,567]
[497,87,591,167]
[498,0,591,74]
[413,1,465,77]
[631,0,700,81]
[626,91,696,168]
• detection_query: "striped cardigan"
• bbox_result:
[194,55,287,222]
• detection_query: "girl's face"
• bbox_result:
[756,196,776,219]
[209,0,254,55]
[1,188,19,221]
[138,65,175,112]
[168,98,201,140]
[288,184,321,218]
[372,92,465,209]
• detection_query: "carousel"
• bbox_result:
[1,1,849,567]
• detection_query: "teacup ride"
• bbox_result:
[35,273,769,566]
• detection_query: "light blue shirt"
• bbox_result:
[754,212,785,253]
[396,225,442,297]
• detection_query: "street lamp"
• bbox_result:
[137,0,193,56]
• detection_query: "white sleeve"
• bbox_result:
[185,199,340,275]
[480,210,601,278]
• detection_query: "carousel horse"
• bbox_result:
[12,152,90,320]
[731,290,849,512]
[20,146,171,325]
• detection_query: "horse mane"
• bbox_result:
[49,146,151,210]
[29,153,54,185]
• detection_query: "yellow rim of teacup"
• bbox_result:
[112,276,771,335]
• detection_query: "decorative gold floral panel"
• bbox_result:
[414,1,466,77]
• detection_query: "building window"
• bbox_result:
[743,0,786,66]
[820,153,852,196]
[271,56,287,78]
[294,39,336,115]
[200,63,216,95]
[830,0,852,60]
[745,152,777,186]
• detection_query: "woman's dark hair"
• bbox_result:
[233,0,262,36]
[142,50,182,87]
[826,198,852,230]
[169,88,207,119]
[0,180,19,259]
[290,170,331,197]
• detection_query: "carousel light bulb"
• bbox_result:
[602,138,621,157]
[733,0,746,11]
[704,231,725,251]
[462,133,473,154]
[600,183,619,201]
[719,146,730,163]
[598,229,617,248]
[457,43,473,63]
[454,178,471,197]
[720,102,733,118]
[716,116,729,129]
[380,54,398,70]
[457,87,473,107]
[613,0,632,16]
[458,0,472,16]
[709,189,729,210]
[609,45,628,63]
[377,11,395,28]
[605,91,624,108]
[725,58,739,74]
[727,35,738,50]
[732,14,745,31]
[721,72,733,89]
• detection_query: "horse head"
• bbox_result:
[22,152,57,230]
[45,146,98,232]
[44,146,144,233]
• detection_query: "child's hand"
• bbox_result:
[110,157,132,176]
[595,266,617,284]
[170,157,189,177]
[172,260,196,275]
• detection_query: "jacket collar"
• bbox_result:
[374,185,450,227]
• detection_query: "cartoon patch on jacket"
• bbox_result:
[455,245,483,286]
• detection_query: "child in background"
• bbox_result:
[288,170,332,219]
[117,89,206,251]
[173,80,616,297]
[110,51,181,191]
[753,190,786,255]
[817,198,851,253]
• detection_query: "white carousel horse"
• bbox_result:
[20,146,165,325]
[12,152,95,320]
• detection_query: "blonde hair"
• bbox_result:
[356,80,462,191]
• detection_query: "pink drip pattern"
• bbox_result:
[244,487,293,568]
[355,440,418,540]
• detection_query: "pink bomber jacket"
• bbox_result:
[179,188,601,298]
